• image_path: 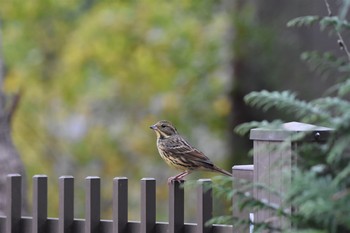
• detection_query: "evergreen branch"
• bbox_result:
[330,111,350,131]
[287,16,320,27]
[311,97,350,115]
[287,1,350,62]
[324,0,350,63]
[301,51,350,75]
[244,90,330,120]
[287,16,350,31]
[325,76,350,96]
[333,163,350,185]
[319,16,350,31]
[337,78,350,96]
[234,120,283,136]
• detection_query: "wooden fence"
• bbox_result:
[0,122,332,233]
[0,174,233,233]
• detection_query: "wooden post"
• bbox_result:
[59,176,74,233]
[140,178,156,233]
[232,165,254,233]
[6,174,22,233]
[113,177,128,233]
[250,121,332,231]
[85,177,101,233]
[196,179,212,233]
[168,181,184,233]
[32,175,48,233]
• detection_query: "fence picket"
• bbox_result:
[196,179,212,233]
[168,181,184,233]
[140,178,156,233]
[6,174,22,233]
[59,176,74,233]
[113,177,128,233]
[1,175,233,233]
[85,177,101,233]
[32,175,48,233]
[232,165,254,233]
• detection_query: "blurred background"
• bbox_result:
[0,0,339,222]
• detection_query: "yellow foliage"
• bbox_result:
[2,0,231,218]
[213,96,231,117]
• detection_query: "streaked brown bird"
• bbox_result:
[150,120,232,184]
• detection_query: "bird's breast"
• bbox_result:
[156,140,191,171]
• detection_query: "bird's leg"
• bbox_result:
[176,171,191,180]
[168,172,186,184]
[168,171,191,184]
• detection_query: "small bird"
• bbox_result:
[150,120,232,184]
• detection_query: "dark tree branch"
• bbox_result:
[0,17,27,215]
[0,18,4,89]
[324,0,350,63]
[0,19,22,124]
[0,19,5,115]
[6,91,22,125]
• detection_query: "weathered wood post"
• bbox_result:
[232,165,254,233]
[249,122,332,231]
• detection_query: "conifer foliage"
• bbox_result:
[217,1,350,232]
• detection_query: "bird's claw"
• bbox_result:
[167,176,184,185]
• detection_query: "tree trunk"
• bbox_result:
[228,0,337,165]
[0,20,27,215]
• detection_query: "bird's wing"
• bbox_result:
[166,138,215,168]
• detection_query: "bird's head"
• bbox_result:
[150,120,178,139]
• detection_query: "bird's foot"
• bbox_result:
[167,171,189,185]
[167,176,185,185]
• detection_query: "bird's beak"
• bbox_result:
[150,124,157,130]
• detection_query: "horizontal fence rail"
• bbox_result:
[0,174,239,233]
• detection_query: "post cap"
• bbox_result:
[250,121,333,142]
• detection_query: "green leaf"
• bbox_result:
[287,16,319,27]
[319,16,350,31]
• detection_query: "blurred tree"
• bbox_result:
[0,20,27,215]
[1,0,232,219]
[228,0,340,164]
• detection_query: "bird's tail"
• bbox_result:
[212,165,232,177]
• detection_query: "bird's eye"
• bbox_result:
[161,124,166,128]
